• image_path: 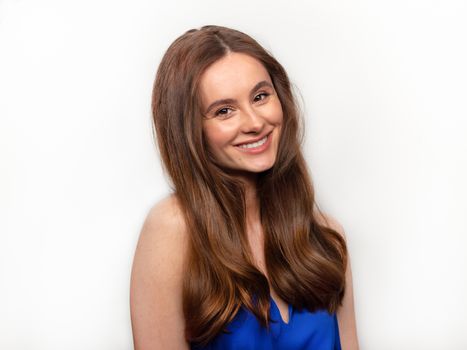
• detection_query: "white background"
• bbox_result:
[1,0,466,349]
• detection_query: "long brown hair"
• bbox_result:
[151,25,347,346]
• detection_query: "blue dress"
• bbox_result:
[191,295,341,349]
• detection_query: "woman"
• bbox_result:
[130,25,359,349]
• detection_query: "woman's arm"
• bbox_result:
[337,244,359,350]
[316,212,360,350]
[130,195,190,350]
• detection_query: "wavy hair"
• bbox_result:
[151,25,347,346]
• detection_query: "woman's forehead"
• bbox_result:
[199,53,271,106]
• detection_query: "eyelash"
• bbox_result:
[254,92,270,102]
[215,106,234,117]
[214,92,270,117]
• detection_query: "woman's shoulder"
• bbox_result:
[313,208,347,241]
[132,193,188,277]
[131,193,189,298]
[144,194,187,238]
[130,194,190,348]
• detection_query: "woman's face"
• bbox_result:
[199,52,283,175]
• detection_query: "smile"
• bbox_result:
[234,132,272,154]
[238,135,267,149]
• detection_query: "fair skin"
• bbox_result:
[199,52,283,175]
[130,52,359,349]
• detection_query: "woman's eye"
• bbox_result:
[215,107,233,117]
[254,92,269,102]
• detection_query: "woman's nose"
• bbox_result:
[240,107,265,134]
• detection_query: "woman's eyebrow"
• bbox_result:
[204,80,273,114]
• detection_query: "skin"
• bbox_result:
[130,52,359,349]
[200,52,283,176]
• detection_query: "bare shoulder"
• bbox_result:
[132,194,188,276]
[142,194,187,240]
[130,194,190,349]
[314,208,347,240]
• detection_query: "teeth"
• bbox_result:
[238,135,267,149]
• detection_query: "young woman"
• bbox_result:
[130,25,359,349]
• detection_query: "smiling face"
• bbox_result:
[199,52,283,175]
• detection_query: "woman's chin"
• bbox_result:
[236,161,276,174]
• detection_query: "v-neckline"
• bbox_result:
[270,295,292,325]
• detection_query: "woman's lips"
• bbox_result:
[234,131,272,154]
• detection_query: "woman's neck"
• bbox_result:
[240,173,261,233]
